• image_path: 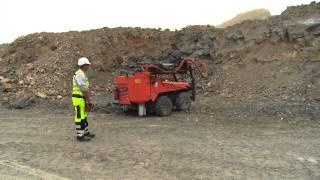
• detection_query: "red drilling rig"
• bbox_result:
[114,58,208,116]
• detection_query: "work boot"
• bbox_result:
[85,132,95,138]
[77,136,91,142]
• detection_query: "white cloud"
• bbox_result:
[0,0,315,43]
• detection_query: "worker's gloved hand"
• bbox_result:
[85,103,94,112]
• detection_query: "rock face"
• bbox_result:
[0,2,319,106]
[217,9,271,28]
[0,28,175,100]
[0,44,8,57]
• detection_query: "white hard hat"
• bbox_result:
[78,57,91,66]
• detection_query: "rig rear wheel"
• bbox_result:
[175,92,192,112]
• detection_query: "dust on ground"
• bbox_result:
[1,96,320,180]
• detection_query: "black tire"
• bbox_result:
[175,92,192,112]
[154,96,173,116]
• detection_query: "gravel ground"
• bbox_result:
[0,97,320,179]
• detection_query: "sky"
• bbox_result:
[0,0,316,44]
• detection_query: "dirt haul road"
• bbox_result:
[0,97,320,179]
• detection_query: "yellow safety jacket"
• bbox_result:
[72,69,89,102]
